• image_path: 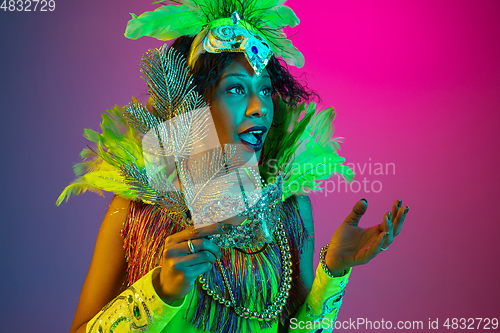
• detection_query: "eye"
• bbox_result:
[228,85,245,95]
[260,87,273,97]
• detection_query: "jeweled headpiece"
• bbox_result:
[124,0,305,74]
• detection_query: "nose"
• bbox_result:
[245,93,268,118]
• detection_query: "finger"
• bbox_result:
[380,212,394,248]
[393,205,409,237]
[344,198,368,226]
[177,254,217,281]
[164,238,223,259]
[189,238,223,259]
[167,251,217,276]
[185,261,214,279]
[391,199,402,223]
[364,231,389,260]
[166,222,233,246]
[181,251,218,267]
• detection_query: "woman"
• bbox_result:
[59,1,409,332]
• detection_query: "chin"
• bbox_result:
[221,141,261,167]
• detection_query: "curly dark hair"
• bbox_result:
[170,36,316,106]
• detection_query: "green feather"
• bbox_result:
[79,147,97,159]
[336,164,354,182]
[57,160,124,206]
[125,5,203,40]
[84,170,129,193]
[278,102,315,167]
[83,128,100,143]
[260,5,299,29]
[73,158,102,177]
[101,113,121,136]
[271,30,305,67]
[304,107,336,146]
[56,178,105,206]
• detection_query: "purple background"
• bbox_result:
[1,0,499,331]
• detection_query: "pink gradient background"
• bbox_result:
[0,0,499,331]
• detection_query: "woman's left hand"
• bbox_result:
[325,198,409,276]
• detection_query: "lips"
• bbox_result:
[238,125,268,152]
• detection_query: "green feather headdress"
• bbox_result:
[125,0,304,68]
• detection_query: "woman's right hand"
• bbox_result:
[152,222,233,305]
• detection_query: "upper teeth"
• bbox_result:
[248,130,263,134]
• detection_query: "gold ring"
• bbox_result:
[187,239,196,254]
[381,246,388,251]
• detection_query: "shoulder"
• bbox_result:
[108,194,131,212]
[296,195,312,215]
[100,195,131,235]
[296,194,311,207]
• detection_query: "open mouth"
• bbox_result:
[238,126,267,152]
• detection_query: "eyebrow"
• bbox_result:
[222,73,271,80]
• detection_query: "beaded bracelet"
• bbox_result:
[319,244,348,278]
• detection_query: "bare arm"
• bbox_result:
[69,195,130,333]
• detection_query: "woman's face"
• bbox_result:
[209,54,274,161]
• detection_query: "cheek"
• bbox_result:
[262,107,275,142]
[265,99,274,119]
[211,104,237,143]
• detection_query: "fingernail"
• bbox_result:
[397,199,402,209]
[222,224,233,232]
[361,198,368,203]
[404,206,409,214]
[388,211,392,220]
